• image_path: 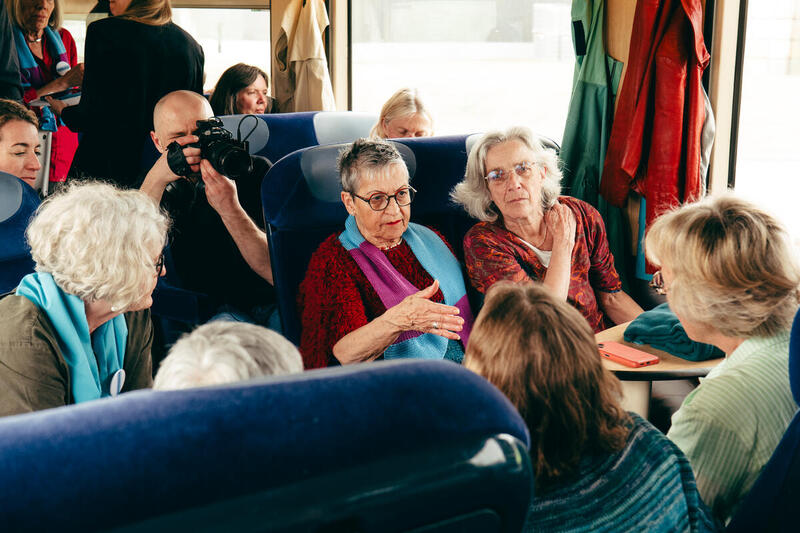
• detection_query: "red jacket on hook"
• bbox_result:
[600,0,710,230]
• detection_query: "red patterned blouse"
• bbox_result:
[463,196,621,332]
[297,231,450,369]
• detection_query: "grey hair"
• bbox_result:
[370,87,433,139]
[26,182,169,311]
[451,126,563,223]
[153,321,304,391]
[337,137,409,193]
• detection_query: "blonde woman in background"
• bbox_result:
[370,88,433,139]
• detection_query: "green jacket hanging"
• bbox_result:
[560,0,631,290]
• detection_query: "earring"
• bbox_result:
[110,305,120,313]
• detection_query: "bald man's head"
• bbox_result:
[151,90,214,153]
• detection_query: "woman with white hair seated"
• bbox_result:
[647,195,800,523]
[370,88,433,139]
[153,321,303,390]
[452,126,643,332]
[298,138,473,369]
[0,182,169,416]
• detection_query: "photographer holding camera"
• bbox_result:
[140,90,275,326]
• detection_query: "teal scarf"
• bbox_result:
[16,272,128,403]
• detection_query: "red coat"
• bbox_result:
[600,0,709,234]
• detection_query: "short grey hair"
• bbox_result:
[337,137,408,193]
[451,127,563,223]
[646,194,800,339]
[26,182,169,311]
[153,321,304,390]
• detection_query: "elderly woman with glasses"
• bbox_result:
[0,182,169,417]
[298,138,474,369]
[452,126,642,332]
[646,195,800,523]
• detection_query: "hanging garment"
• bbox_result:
[560,0,631,290]
[274,0,336,112]
[600,0,710,244]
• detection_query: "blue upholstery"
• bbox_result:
[0,172,40,294]
[726,308,800,532]
[140,111,377,172]
[0,359,532,532]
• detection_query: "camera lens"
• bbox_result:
[207,141,253,179]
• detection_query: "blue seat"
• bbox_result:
[140,111,377,172]
[726,308,800,532]
[262,133,559,344]
[0,172,40,294]
[0,359,532,532]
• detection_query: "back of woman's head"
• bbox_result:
[370,88,432,139]
[464,282,629,485]
[118,0,171,25]
[209,63,269,115]
[646,194,800,338]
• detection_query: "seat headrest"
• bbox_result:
[219,114,270,155]
[790,308,800,405]
[464,132,561,158]
[300,141,417,202]
[313,112,378,145]
[0,172,25,224]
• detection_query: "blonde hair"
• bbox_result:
[451,126,562,223]
[7,0,63,30]
[370,88,432,139]
[154,322,303,391]
[646,194,800,338]
[118,0,171,26]
[464,282,629,487]
[26,182,169,311]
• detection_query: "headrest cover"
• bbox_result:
[464,132,561,159]
[313,112,378,145]
[790,308,800,405]
[0,172,24,224]
[300,142,417,203]
[219,115,270,155]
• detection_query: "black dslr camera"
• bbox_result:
[166,117,253,181]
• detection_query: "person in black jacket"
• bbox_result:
[48,0,204,188]
[0,0,23,101]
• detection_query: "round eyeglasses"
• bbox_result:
[649,271,666,295]
[351,186,416,211]
[484,161,536,185]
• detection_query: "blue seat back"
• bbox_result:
[140,111,377,172]
[0,359,532,532]
[727,308,800,532]
[0,172,40,293]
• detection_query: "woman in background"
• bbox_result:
[370,88,433,139]
[210,63,274,115]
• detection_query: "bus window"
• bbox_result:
[734,0,800,243]
[350,0,574,139]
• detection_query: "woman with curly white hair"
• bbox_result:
[0,182,169,416]
[647,195,800,523]
[452,126,642,332]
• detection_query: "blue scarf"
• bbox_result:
[16,272,128,403]
[338,216,474,360]
[13,25,70,132]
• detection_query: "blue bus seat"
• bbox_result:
[0,171,40,294]
[0,359,532,532]
[726,308,800,532]
[140,111,377,173]
[262,133,557,343]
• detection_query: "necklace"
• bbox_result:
[25,34,42,43]
[379,239,403,251]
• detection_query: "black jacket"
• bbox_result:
[62,17,204,188]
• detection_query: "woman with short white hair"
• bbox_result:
[452,126,642,332]
[647,195,800,523]
[370,88,433,139]
[154,321,303,390]
[0,182,169,416]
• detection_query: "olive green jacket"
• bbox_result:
[0,294,153,417]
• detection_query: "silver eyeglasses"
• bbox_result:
[484,161,536,184]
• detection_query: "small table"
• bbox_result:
[596,322,725,418]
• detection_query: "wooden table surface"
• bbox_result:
[596,322,725,381]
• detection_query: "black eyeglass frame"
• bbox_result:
[350,186,417,211]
